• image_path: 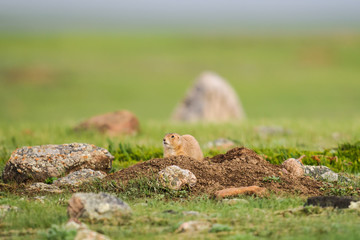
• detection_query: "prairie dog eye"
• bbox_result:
[171,135,174,138]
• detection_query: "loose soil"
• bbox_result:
[107,147,324,196]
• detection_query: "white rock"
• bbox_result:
[158,165,197,190]
[349,201,360,210]
[67,192,131,224]
[176,221,211,233]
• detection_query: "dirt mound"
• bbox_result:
[107,147,323,196]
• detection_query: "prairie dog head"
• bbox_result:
[163,133,182,149]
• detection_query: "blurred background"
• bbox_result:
[1,0,360,125]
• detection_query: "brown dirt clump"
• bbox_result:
[107,147,324,196]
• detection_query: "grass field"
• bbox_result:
[0,33,360,239]
[1,34,360,123]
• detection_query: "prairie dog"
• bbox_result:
[163,133,204,161]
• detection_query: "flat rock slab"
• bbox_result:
[54,169,107,187]
[67,192,131,224]
[2,143,113,183]
[215,186,267,199]
[27,182,63,194]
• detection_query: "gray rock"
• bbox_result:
[27,182,63,194]
[64,220,110,240]
[176,221,211,233]
[172,71,246,122]
[158,165,197,190]
[65,219,88,231]
[304,165,340,182]
[32,196,46,203]
[2,143,113,183]
[67,192,131,224]
[54,169,106,187]
[182,211,201,216]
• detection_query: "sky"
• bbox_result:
[0,0,359,33]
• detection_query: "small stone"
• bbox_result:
[54,169,106,187]
[67,192,131,224]
[349,201,360,210]
[162,209,178,214]
[305,196,358,208]
[182,211,201,216]
[65,218,88,230]
[0,205,19,217]
[75,229,110,240]
[176,221,211,233]
[27,182,63,194]
[215,186,267,199]
[33,196,46,203]
[158,165,197,190]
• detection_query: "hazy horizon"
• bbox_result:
[1,0,360,34]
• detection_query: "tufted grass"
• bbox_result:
[1,194,360,240]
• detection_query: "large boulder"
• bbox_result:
[2,143,113,183]
[67,192,131,224]
[75,110,139,136]
[172,71,246,122]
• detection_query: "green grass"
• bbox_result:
[0,34,360,124]
[0,33,360,239]
[1,120,359,173]
[1,194,360,240]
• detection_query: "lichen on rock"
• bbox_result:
[2,143,114,183]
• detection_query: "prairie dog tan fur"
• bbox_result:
[163,133,204,161]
